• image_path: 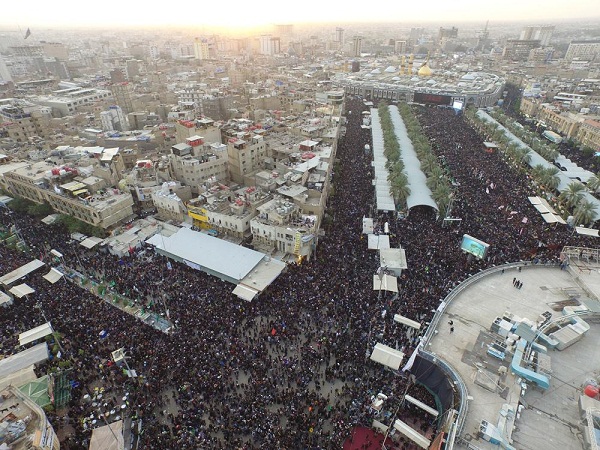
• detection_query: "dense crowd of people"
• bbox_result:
[0,98,595,449]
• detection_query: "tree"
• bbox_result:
[542,167,561,191]
[28,202,53,218]
[587,174,600,193]
[573,199,598,227]
[559,182,585,209]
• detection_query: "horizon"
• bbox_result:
[2,0,600,32]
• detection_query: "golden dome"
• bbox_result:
[418,63,432,76]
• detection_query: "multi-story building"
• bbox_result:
[0,99,52,142]
[520,26,554,47]
[5,161,134,229]
[110,82,134,114]
[174,117,222,145]
[151,181,191,222]
[250,196,316,259]
[93,147,126,186]
[576,119,600,149]
[35,87,111,117]
[502,39,541,61]
[168,140,229,194]
[193,38,210,60]
[227,134,268,183]
[0,385,60,450]
[352,36,363,57]
[565,40,600,61]
[100,105,129,132]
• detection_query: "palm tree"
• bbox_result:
[559,182,586,209]
[390,180,411,205]
[573,199,598,227]
[542,167,561,191]
[432,183,453,217]
[586,174,600,193]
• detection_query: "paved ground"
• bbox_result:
[428,264,599,450]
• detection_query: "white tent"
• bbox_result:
[232,284,259,302]
[89,420,124,450]
[362,217,374,234]
[50,249,63,259]
[393,419,431,449]
[9,283,35,298]
[379,248,408,276]
[0,343,49,379]
[373,274,398,293]
[80,236,104,249]
[19,323,54,347]
[404,394,439,417]
[370,343,404,370]
[576,227,599,237]
[0,259,45,286]
[394,314,421,329]
[368,234,390,250]
[43,268,64,284]
[0,291,13,307]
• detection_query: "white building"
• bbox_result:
[35,87,111,117]
[100,105,129,132]
[193,38,210,60]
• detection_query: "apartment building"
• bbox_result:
[0,100,52,142]
[250,196,316,259]
[565,40,600,61]
[174,118,222,146]
[576,119,600,149]
[151,181,191,223]
[168,141,229,194]
[35,87,111,117]
[227,134,268,183]
[5,161,134,229]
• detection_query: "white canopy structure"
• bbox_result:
[232,284,260,302]
[43,268,64,284]
[389,105,438,213]
[393,419,431,449]
[373,274,398,293]
[477,110,600,222]
[80,236,104,249]
[371,109,396,212]
[0,343,49,379]
[50,249,64,259]
[405,394,439,417]
[379,248,408,277]
[527,196,566,224]
[89,420,124,450]
[362,217,374,234]
[370,343,404,370]
[394,314,421,330]
[368,234,390,250]
[0,259,45,286]
[0,290,12,307]
[576,227,599,237]
[19,323,54,347]
[9,283,35,298]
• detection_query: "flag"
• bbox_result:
[24,28,31,40]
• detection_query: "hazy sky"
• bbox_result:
[2,0,599,29]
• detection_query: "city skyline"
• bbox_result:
[2,0,600,30]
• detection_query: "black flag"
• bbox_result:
[24,28,31,40]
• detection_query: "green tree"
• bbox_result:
[559,182,586,209]
[573,199,598,227]
[586,174,600,193]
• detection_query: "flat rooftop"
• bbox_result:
[428,265,600,450]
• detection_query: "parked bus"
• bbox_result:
[542,130,562,144]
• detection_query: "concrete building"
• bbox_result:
[100,105,129,132]
[110,82,134,114]
[167,141,229,194]
[41,41,69,60]
[565,40,600,61]
[394,40,407,54]
[193,38,210,60]
[35,87,111,117]
[250,196,316,259]
[0,385,60,450]
[174,118,221,146]
[93,147,126,186]
[5,161,134,229]
[227,134,268,184]
[503,39,541,61]
[520,25,554,46]
[0,99,52,142]
[335,27,344,46]
[0,54,13,82]
[151,181,191,223]
[576,119,600,149]
[352,36,363,57]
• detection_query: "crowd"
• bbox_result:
[0,98,595,450]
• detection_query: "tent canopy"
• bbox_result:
[18,375,51,408]
[89,420,124,450]
[232,284,259,301]
[19,322,54,347]
[370,343,404,370]
[373,274,398,292]
[576,226,599,237]
[0,343,49,379]
[80,236,104,249]
[0,259,45,286]
[0,291,12,306]
[394,314,421,329]
[9,283,35,298]
[368,234,390,250]
[43,268,64,284]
